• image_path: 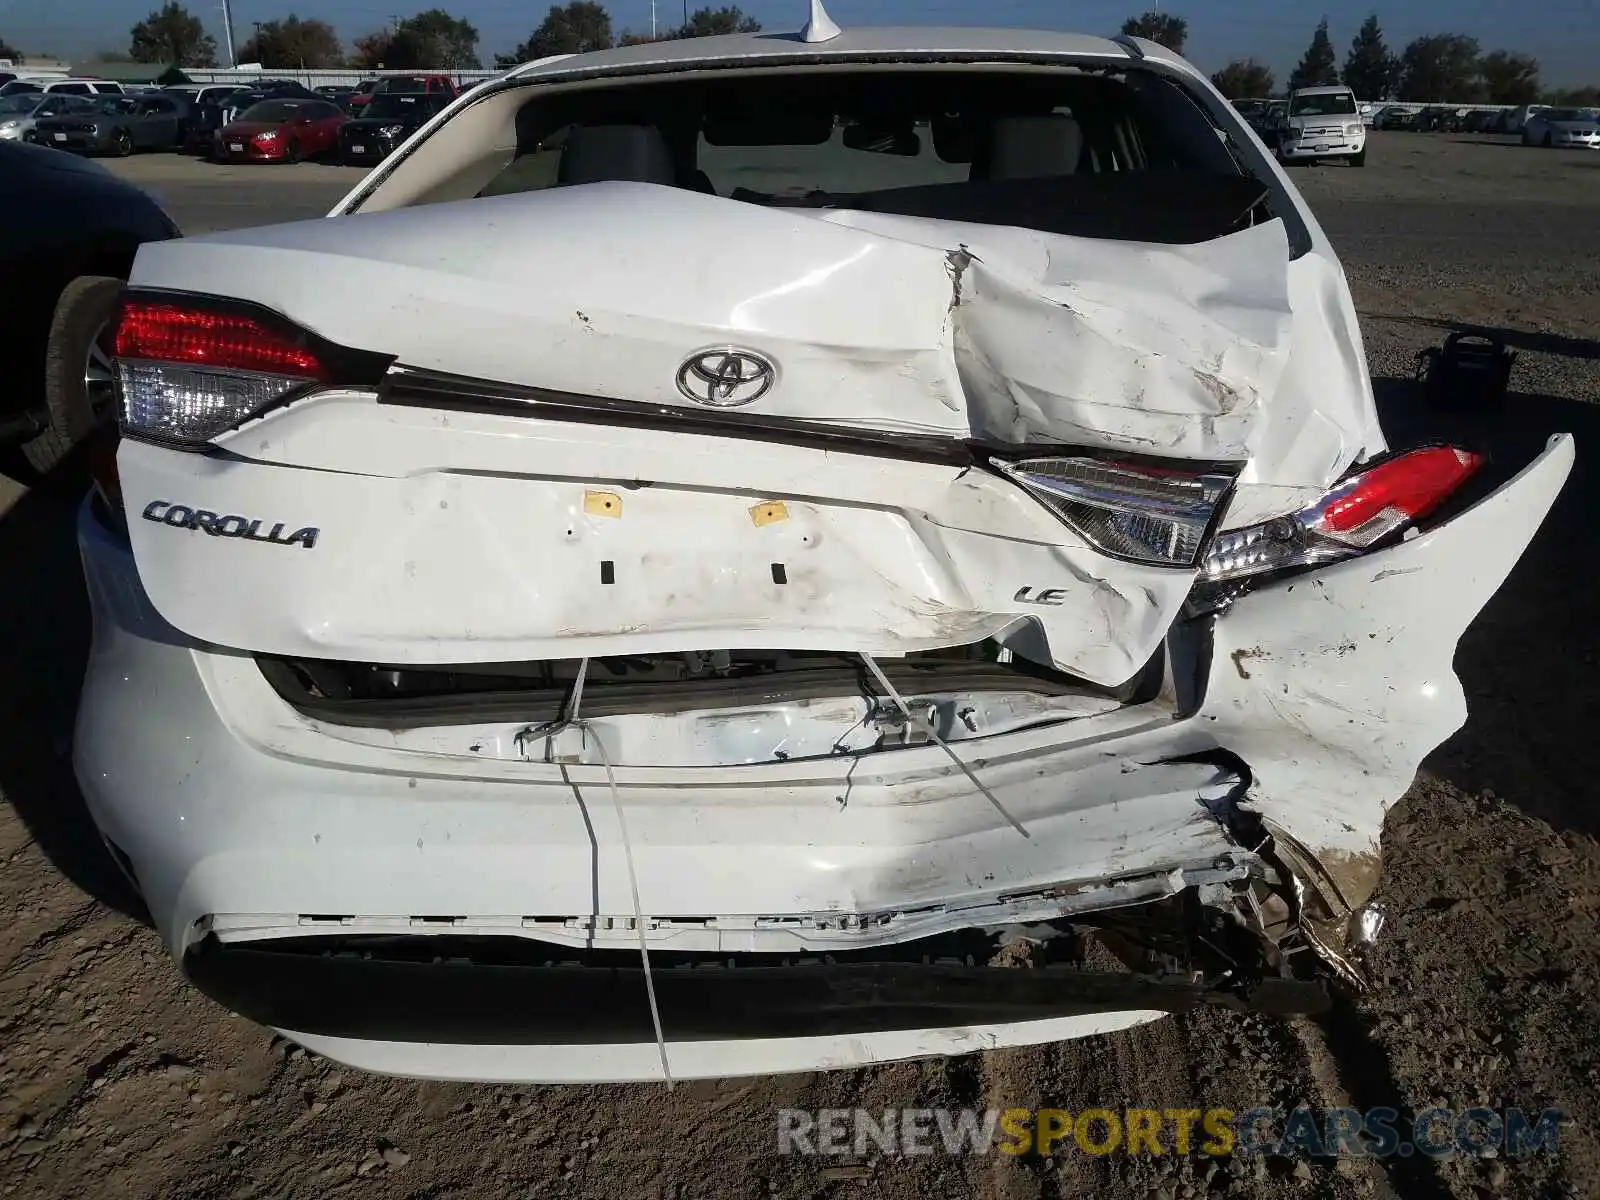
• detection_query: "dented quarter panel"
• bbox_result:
[1197,434,1575,906]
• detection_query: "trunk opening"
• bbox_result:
[258,641,1167,767]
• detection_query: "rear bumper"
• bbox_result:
[73,434,1574,1079]
[1279,137,1364,160]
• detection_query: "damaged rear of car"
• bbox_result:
[73,23,1572,1084]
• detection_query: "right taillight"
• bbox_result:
[113,295,389,448]
[1199,445,1484,586]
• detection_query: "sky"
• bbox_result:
[2,0,1595,86]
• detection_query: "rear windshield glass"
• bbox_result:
[237,101,304,123]
[378,77,429,93]
[364,95,439,119]
[1289,92,1357,117]
[472,68,1274,247]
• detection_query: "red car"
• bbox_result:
[214,98,346,163]
[348,74,459,112]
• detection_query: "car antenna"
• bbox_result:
[800,0,842,43]
[516,658,675,1089]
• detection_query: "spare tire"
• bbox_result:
[21,275,124,475]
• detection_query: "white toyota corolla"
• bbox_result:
[70,10,1571,1085]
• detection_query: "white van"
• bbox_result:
[1277,85,1366,166]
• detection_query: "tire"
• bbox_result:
[21,276,124,477]
[283,139,300,164]
[113,128,134,157]
[1350,149,1366,167]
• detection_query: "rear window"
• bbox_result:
[467,68,1276,247]
[378,76,429,94]
[364,94,439,120]
[1289,92,1356,117]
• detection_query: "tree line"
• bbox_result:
[3,4,1594,106]
[1,1,762,73]
[1123,9,1594,105]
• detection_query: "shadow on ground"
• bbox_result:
[0,465,147,923]
[1362,313,1600,362]
[1375,374,1600,839]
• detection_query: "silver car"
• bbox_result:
[1522,107,1600,148]
[0,91,94,141]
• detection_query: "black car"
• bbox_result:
[0,142,180,475]
[1376,106,1417,131]
[337,92,449,166]
[179,85,251,153]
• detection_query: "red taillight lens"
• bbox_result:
[1320,446,1482,535]
[1200,445,1484,586]
[110,297,372,448]
[115,302,327,381]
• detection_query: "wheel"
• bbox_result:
[1349,149,1366,167]
[283,139,300,164]
[1543,132,1553,148]
[113,128,134,157]
[21,276,124,477]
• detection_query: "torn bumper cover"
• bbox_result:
[73,435,1571,1077]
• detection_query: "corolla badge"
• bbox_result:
[676,347,777,408]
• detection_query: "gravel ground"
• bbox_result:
[3,134,1598,1200]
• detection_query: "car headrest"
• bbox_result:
[557,123,676,187]
[983,114,1085,180]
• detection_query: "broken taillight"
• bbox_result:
[1199,445,1484,585]
[992,456,1235,568]
[112,295,390,448]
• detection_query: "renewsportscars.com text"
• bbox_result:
[776,1106,1564,1159]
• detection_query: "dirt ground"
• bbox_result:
[2,134,1598,1200]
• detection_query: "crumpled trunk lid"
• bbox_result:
[116,181,1380,678]
[127,181,1375,479]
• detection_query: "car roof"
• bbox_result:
[505,26,1151,83]
[1289,85,1352,96]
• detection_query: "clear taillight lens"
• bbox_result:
[114,301,329,446]
[1200,445,1483,585]
[993,456,1234,568]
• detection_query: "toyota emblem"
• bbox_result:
[676,348,777,408]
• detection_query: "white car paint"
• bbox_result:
[77,21,1573,1083]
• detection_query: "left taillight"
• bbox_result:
[112,295,389,448]
[991,456,1235,568]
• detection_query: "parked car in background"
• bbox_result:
[179,86,256,153]
[315,84,359,108]
[247,78,319,99]
[1278,84,1366,165]
[0,80,43,97]
[351,73,459,112]
[343,78,382,112]
[79,22,1572,1084]
[1500,104,1549,134]
[1375,105,1417,130]
[28,92,190,156]
[1461,109,1500,133]
[1523,107,1600,148]
[0,141,179,472]
[215,97,346,162]
[0,91,95,142]
[42,79,125,97]
[337,91,450,166]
